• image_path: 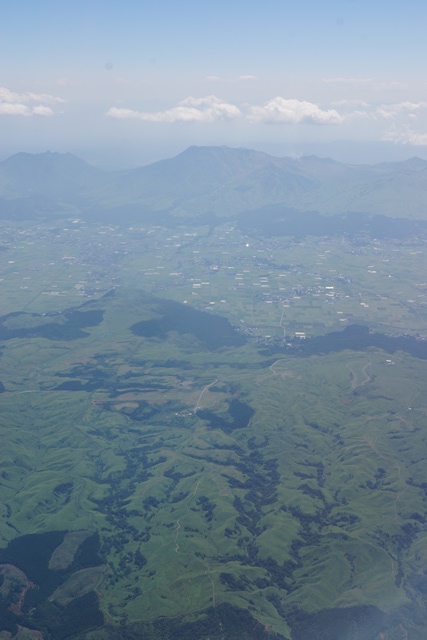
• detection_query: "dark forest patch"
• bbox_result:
[130,300,246,350]
[0,531,103,639]
[0,309,104,341]
[198,398,255,433]
[276,324,427,360]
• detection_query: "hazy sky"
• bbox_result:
[2,0,427,166]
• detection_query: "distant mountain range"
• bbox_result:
[1,146,427,222]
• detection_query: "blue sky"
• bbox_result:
[2,1,427,166]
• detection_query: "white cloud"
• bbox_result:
[0,86,64,105]
[107,107,137,119]
[0,85,63,117]
[0,102,30,116]
[0,87,21,103]
[26,92,65,104]
[377,101,426,120]
[107,95,348,126]
[32,105,55,117]
[106,95,241,123]
[106,95,426,130]
[383,125,427,146]
[239,75,257,80]
[248,97,344,124]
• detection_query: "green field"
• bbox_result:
[1,218,427,639]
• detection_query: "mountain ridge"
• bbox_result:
[0,145,426,221]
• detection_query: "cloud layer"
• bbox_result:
[104,94,427,146]
[0,86,64,117]
[106,96,240,123]
[106,96,345,125]
[108,96,424,127]
[248,97,344,124]
[3,82,427,149]
[376,101,426,120]
[383,125,427,146]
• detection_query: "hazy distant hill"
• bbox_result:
[0,151,106,198]
[1,146,427,221]
[0,151,109,218]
